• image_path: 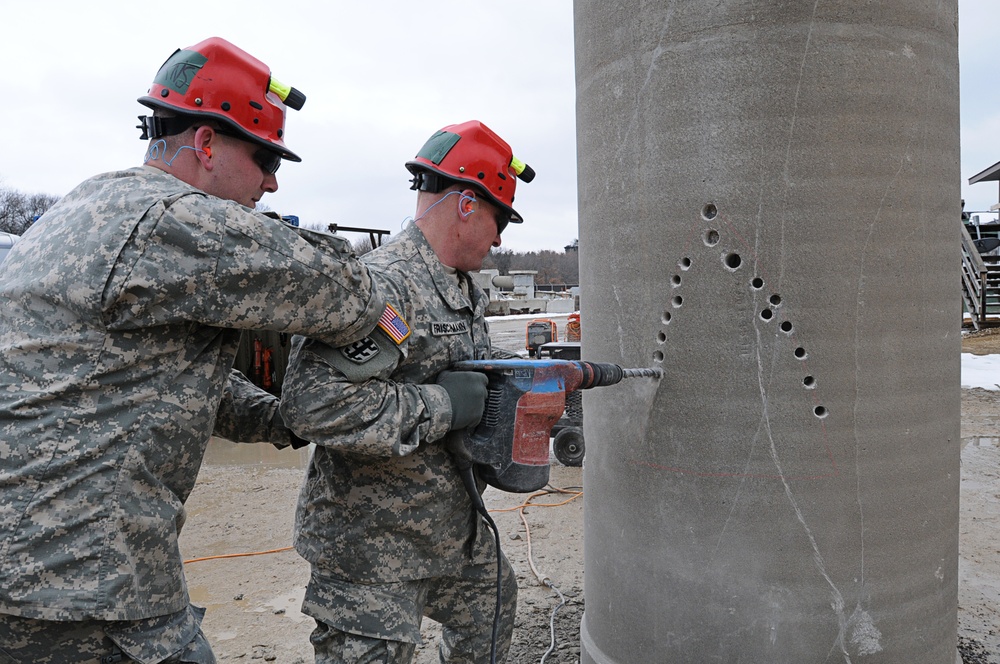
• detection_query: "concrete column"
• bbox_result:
[575,2,960,661]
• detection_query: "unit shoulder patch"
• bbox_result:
[341,337,381,363]
[306,327,404,382]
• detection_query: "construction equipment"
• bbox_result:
[536,340,586,466]
[525,318,557,357]
[451,358,661,493]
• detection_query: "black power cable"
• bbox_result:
[457,463,504,664]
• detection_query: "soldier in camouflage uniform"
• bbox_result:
[279,121,536,664]
[0,38,399,664]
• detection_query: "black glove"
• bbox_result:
[436,370,489,430]
[270,407,311,449]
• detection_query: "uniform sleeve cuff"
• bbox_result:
[420,383,455,443]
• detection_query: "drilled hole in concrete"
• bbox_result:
[803,375,816,389]
[814,405,828,419]
[704,229,720,247]
[780,321,793,334]
[653,350,664,363]
[657,331,667,344]
[662,311,672,325]
[702,203,718,220]
[679,257,691,271]
[751,277,764,290]
[760,309,773,321]
[794,347,807,359]
[770,294,782,306]
[672,295,683,308]
[724,253,742,270]
[671,274,682,287]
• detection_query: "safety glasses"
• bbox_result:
[209,125,282,175]
[252,148,282,175]
[494,213,511,236]
[475,192,511,235]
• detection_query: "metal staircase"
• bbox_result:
[961,221,1000,329]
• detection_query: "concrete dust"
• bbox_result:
[175,325,1000,662]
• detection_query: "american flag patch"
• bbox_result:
[378,304,411,344]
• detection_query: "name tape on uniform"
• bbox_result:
[431,321,469,336]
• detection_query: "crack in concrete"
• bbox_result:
[753,322,853,662]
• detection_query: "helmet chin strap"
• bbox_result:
[136,115,195,141]
[409,169,447,193]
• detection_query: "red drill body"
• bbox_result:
[451,358,659,492]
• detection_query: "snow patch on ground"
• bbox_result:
[962,353,1000,390]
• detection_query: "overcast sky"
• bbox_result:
[1,1,997,251]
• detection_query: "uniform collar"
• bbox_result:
[404,223,475,312]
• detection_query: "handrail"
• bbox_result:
[961,223,990,328]
[962,223,988,274]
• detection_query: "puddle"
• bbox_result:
[255,586,308,623]
[963,436,1000,450]
[187,584,232,614]
[202,436,313,469]
[188,583,308,628]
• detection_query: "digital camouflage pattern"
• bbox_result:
[0,165,387,623]
[0,603,214,663]
[281,221,493,581]
[280,221,516,654]
[215,368,292,448]
[304,558,517,662]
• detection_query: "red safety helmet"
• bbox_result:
[406,120,535,224]
[137,37,306,161]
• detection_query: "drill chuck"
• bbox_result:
[578,362,662,388]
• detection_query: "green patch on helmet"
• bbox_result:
[416,130,461,165]
[153,49,209,96]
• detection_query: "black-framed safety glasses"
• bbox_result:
[251,148,282,175]
[494,210,512,236]
[209,125,282,175]
[475,192,511,235]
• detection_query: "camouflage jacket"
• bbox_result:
[0,166,386,621]
[280,222,494,583]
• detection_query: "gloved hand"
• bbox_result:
[270,407,312,449]
[436,370,489,431]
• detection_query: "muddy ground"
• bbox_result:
[177,323,1000,663]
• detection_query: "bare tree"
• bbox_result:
[0,187,60,235]
[351,236,374,255]
[485,247,514,274]
[479,244,579,288]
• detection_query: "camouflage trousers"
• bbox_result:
[304,552,518,664]
[0,604,215,664]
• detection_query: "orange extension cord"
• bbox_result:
[490,487,583,584]
[184,546,293,565]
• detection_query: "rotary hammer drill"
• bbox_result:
[450,358,661,493]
